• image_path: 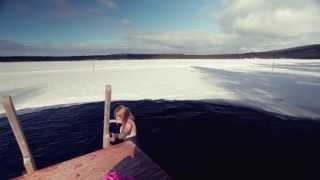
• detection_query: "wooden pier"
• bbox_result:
[2,85,170,180]
[14,141,169,180]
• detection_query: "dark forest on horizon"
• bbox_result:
[1,44,320,62]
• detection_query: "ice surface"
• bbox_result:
[0,59,320,118]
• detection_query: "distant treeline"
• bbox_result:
[1,44,319,62]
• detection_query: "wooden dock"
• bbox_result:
[2,85,170,180]
[14,141,170,180]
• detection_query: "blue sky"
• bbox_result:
[0,0,320,56]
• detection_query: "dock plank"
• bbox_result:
[15,141,170,180]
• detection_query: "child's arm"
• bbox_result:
[117,122,132,140]
[129,113,135,121]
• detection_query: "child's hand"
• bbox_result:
[110,134,116,142]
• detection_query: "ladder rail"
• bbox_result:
[2,96,37,174]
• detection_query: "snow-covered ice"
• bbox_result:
[0,59,320,118]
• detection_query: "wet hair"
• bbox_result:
[114,105,131,121]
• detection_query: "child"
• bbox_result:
[110,105,137,145]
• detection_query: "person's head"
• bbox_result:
[114,105,131,122]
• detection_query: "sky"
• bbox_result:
[0,0,320,56]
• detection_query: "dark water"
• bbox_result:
[1,100,320,179]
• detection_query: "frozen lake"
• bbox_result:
[0,59,320,118]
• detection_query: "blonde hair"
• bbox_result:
[114,105,131,121]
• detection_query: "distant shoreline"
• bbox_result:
[1,44,319,62]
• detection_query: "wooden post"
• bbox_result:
[103,85,111,149]
[2,96,36,174]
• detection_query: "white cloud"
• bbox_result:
[0,40,116,56]
[51,0,117,17]
[121,0,320,54]
[119,18,132,27]
[2,0,320,55]
[53,0,75,17]
[125,31,239,54]
[219,0,320,38]
[98,0,117,9]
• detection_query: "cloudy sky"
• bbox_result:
[0,0,320,56]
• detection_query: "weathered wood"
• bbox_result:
[15,141,170,180]
[2,96,37,174]
[103,85,112,149]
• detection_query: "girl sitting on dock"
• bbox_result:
[110,105,137,145]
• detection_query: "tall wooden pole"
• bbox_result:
[2,96,36,174]
[103,85,111,149]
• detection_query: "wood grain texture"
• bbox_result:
[103,85,112,149]
[15,141,170,180]
[2,96,37,174]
